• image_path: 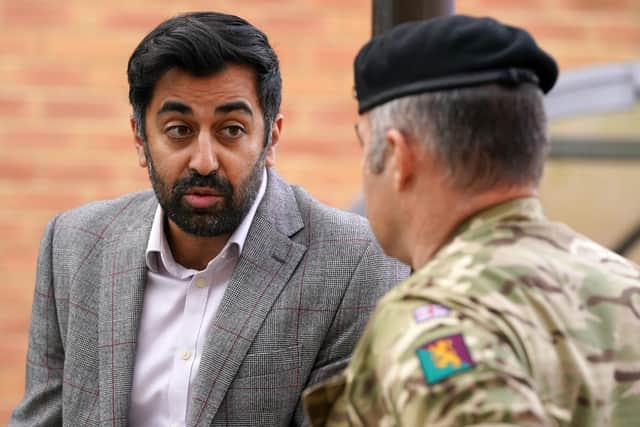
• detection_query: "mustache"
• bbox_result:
[172,172,233,196]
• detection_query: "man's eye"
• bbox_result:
[220,125,246,139]
[165,125,192,139]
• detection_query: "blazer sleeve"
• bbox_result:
[292,240,407,426]
[10,217,65,426]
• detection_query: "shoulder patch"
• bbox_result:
[413,303,450,323]
[416,333,475,385]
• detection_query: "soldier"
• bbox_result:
[303,15,640,426]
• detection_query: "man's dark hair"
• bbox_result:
[368,83,548,191]
[127,11,282,144]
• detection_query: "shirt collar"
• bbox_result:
[145,168,268,275]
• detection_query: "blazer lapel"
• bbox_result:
[188,170,306,427]
[98,193,156,426]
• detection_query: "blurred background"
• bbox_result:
[1,0,638,421]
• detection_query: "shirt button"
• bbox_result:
[180,350,192,361]
[195,277,207,288]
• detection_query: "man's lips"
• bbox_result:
[183,187,224,208]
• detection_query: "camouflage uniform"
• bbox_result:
[303,197,640,426]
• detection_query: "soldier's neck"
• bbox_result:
[408,185,537,271]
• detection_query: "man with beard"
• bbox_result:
[303,15,640,426]
[10,12,407,427]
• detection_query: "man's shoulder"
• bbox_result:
[53,189,156,234]
[280,182,409,278]
[289,184,373,238]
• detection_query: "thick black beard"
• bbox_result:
[145,148,265,237]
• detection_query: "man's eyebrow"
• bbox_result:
[157,101,192,116]
[215,101,253,117]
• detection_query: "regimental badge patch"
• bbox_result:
[413,303,450,323]
[416,333,475,385]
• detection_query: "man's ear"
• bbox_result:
[265,113,283,168]
[385,128,415,191]
[131,116,147,168]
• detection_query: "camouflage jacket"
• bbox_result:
[303,197,640,426]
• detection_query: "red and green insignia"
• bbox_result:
[416,333,475,385]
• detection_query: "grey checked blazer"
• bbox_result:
[10,169,408,426]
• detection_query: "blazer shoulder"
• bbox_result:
[290,185,374,241]
[289,185,410,276]
[53,190,156,238]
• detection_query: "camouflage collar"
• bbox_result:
[455,197,544,237]
[435,197,545,259]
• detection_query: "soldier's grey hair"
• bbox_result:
[367,83,548,192]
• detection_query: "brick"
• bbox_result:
[19,65,88,87]
[1,407,16,426]
[590,25,640,45]
[554,0,637,11]
[0,130,74,148]
[312,46,360,70]
[523,22,589,41]
[260,16,325,36]
[0,162,35,179]
[310,0,369,8]
[1,2,71,27]
[460,0,544,12]
[0,222,30,243]
[1,375,25,406]
[0,364,27,422]
[3,192,86,212]
[0,337,28,390]
[44,101,119,119]
[101,10,171,31]
[312,104,359,128]
[91,133,134,150]
[0,96,28,117]
[323,15,370,40]
[44,33,133,63]
[277,105,300,127]
[0,33,38,56]
[284,137,359,156]
[0,222,32,241]
[88,67,130,90]
[42,163,117,181]
[0,311,30,336]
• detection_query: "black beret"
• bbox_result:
[354,15,558,113]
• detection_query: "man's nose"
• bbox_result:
[189,133,219,176]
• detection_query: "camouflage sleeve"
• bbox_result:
[362,299,556,426]
[303,374,348,427]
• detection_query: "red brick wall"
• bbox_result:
[1,0,638,421]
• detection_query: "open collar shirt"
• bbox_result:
[129,169,267,427]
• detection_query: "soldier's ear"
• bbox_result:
[385,128,414,192]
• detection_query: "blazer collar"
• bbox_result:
[187,168,307,426]
[257,168,304,238]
